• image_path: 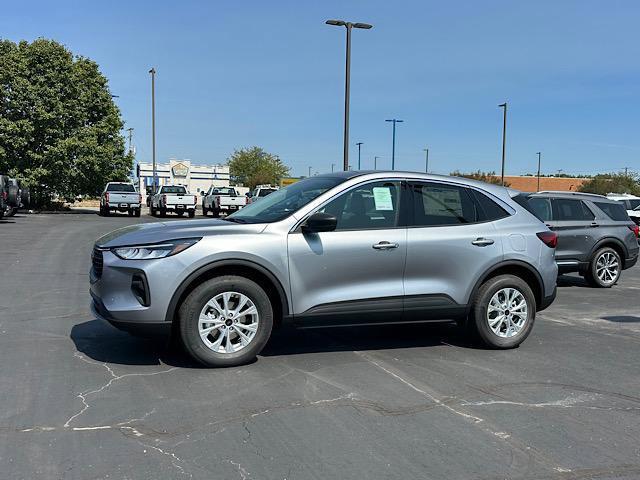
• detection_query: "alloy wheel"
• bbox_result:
[198,291,259,354]
[487,287,528,338]
[596,252,619,285]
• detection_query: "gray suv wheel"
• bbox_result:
[470,274,536,349]
[178,276,273,367]
[585,247,621,288]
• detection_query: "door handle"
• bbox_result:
[590,222,599,228]
[471,237,495,247]
[372,241,399,250]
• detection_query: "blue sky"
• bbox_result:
[2,0,639,177]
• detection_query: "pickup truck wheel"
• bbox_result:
[202,205,208,216]
[585,247,621,288]
[134,209,141,217]
[211,208,220,218]
[128,209,134,216]
[159,207,167,217]
[179,275,274,367]
[468,274,535,349]
[188,210,195,218]
[103,207,110,217]
[176,211,185,217]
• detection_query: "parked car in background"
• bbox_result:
[3,178,30,217]
[150,185,197,218]
[202,186,246,217]
[607,193,640,225]
[99,182,141,217]
[0,174,20,219]
[516,191,639,287]
[246,185,279,204]
[91,171,558,367]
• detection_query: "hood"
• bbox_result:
[96,219,266,248]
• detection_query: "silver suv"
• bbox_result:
[90,172,558,367]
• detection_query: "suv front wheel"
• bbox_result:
[585,247,621,288]
[179,275,274,367]
[469,274,536,349]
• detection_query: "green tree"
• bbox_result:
[228,146,289,189]
[450,170,510,187]
[578,173,640,196]
[0,38,131,205]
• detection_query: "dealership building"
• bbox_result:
[137,159,238,202]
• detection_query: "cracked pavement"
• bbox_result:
[1,213,640,479]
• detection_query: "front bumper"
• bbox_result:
[91,294,171,337]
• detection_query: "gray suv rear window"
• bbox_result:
[594,202,629,221]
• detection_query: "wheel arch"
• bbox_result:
[166,259,289,325]
[588,237,628,268]
[469,260,544,311]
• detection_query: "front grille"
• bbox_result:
[92,247,104,278]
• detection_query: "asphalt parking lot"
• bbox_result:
[1,212,639,480]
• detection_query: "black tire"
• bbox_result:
[6,207,17,217]
[135,209,141,217]
[188,210,195,218]
[468,274,536,349]
[202,204,208,216]
[103,206,110,217]
[179,276,274,367]
[7,185,18,207]
[176,211,185,217]
[159,207,167,218]
[585,247,621,288]
[128,209,134,216]
[211,208,220,218]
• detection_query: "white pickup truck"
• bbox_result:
[607,193,640,225]
[202,186,247,217]
[100,182,141,217]
[150,185,197,218]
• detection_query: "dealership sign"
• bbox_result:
[172,163,189,177]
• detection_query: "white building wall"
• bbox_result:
[137,159,245,202]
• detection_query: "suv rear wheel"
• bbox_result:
[585,247,621,288]
[469,274,536,349]
[179,275,274,367]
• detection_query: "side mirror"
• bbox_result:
[302,212,337,233]
[200,191,205,196]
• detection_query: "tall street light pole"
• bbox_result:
[423,147,429,173]
[385,119,403,170]
[326,19,373,172]
[536,152,542,192]
[498,102,508,186]
[126,128,134,155]
[149,68,157,191]
[356,142,363,170]
[331,163,335,173]
[308,166,312,177]
[374,156,379,170]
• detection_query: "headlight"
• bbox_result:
[112,238,200,260]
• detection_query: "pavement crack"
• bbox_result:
[229,459,250,480]
[64,352,177,427]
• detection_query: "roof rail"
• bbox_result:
[536,190,606,198]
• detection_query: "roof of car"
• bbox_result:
[528,190,619,202]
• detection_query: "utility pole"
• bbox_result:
[374,156,379,170]
[126,128,134,155]
[149,68,157,191]
[536,152,542,192]
[326,20,373,171]
[385,119,404,170]
[423,147,429,173]
[308,166,312,177]
[331,163,335,173]
[356,142,363,170]
[498,102,507,185]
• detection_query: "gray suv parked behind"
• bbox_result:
[516,191,639,287]
[91,172,558,367]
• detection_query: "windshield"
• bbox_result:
[107,183,136,192]
[162,186,187,194]
[227,176,346,223]
[211,187,237,196]
[258,188,277,197]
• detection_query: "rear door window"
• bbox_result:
[594,202,630,221]
[551,199,595,221]
[410,182,479,226]
[526,197,552,222]
[469,190,510,221]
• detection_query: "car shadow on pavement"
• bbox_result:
[557,274,589,288]
[71,318,477,367]
[601,315,640,323]
[70,319,201,368]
